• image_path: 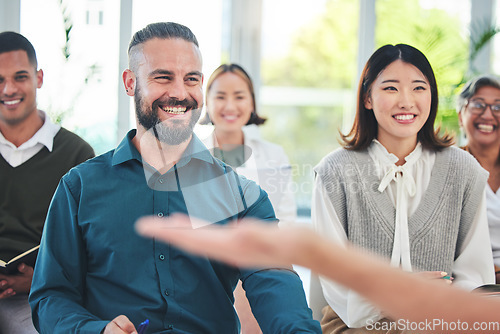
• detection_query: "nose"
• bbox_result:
[223,97,237,111]
[481,104,496,119]
[1,79,18,96]
[398,89,415,110]
[168,78,188,100]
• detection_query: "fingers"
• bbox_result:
[136,214,298,269]
[17,263,34,276]
[414,271,453,285]
[0,288,16,299]
[137,215,295,269]
[136,215,229,258]
[0,279,16,299]
[436,271,453,284]
[0,267,33,293]
[136,215,246,265]
[103,315,137,334]
[135,213,192,239]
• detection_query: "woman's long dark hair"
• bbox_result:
[341,44,454,151]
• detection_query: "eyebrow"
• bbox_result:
[381,79,428,84]
[215,90,247,95]
[149,69,202,78]
[0,70,30,80]
[149,69,172,77]
[471,97,500,102]
[187,71,203,78]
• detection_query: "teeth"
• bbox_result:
[394,114,415,121]
[477,124,494,132]
[161,106,186,114]
[3,99,21,105]
[224,115,238,121]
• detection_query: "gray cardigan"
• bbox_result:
[314,146,488,273]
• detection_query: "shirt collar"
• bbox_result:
[369,139,423,167]
[241,124,261,143]
[0,110,60,151]
[183,133,216,164]
[111,129,215,167]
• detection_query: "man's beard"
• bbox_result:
[135,88,201,145]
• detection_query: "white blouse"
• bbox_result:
[197,124,297,225]
[312,140,494,328]
[369,140,433,271]
[486,184,500,267]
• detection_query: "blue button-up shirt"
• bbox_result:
[29,130,320,334]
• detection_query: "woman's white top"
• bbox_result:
[198,124,297,225]
[312,140,493,328]
[486,184,500,267]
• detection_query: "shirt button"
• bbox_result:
[164,289,169,296]
[159,254,165,260]
[157,212,164,217]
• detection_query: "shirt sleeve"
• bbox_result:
[29,177,109,334]
[311,175,383,328]
[452,190,496,290]
[239,186,321,333]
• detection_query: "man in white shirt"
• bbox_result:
[0,31,94,333]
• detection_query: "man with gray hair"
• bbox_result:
[29,22,320,333]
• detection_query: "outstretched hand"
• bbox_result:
[135,214,312,269]
[136,214,500,333]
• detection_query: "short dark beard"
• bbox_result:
[134,85,201,145]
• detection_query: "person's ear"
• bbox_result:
[36,69,43,89]
[364,94,372,110]
[458,110,463,127]
[122,69,136,96]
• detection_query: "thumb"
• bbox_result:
[17,263,34,275]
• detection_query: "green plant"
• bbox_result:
[437,20,500,138]
[57,0,73,60]
[47,0,99,125]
